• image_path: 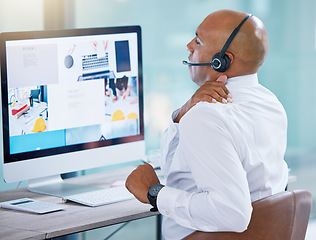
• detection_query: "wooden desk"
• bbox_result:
[0,166,159,240]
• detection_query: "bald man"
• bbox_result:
[126,10,288,240]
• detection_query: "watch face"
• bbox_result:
[152,188,160,195]
[149,184,164,197]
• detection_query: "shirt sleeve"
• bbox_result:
[159,109,180,176]
[157,104,252,232]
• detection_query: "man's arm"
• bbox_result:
[126,105,252,232]
[126,75,232,199]
[126,75,233,199]
[160,75,231,175]
[158,106,252,232]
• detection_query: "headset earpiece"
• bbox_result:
[211,53,231,72]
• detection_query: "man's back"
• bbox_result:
[159,73,288,239]
[209,74,288,201]
[223,74,288,201]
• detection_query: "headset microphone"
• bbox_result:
[182,60,214,66]
[183,14,253,72]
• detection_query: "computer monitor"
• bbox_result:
[0,26,145,197]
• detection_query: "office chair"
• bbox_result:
[183,190,312,240]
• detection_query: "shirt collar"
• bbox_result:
[226,73,259,89]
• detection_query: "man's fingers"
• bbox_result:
[200,83,230,103]
[216,88,232,103]
[208,76,232,102]
[216,76,231,97]
[212,91,226,103]
[214,87,227,98]
[197,96,216,104]
[198,92,226,104]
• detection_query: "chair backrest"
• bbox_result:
[183,190,312,240]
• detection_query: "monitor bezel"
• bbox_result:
[0,26,144,165]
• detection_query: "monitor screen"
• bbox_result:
[0,26,145,185]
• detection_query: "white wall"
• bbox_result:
[0,0,44,32]
[0,0,44,191]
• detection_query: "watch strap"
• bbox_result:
[147,192,157,212]
[147,184,164,212]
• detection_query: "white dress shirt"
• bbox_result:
[157,73,288,240]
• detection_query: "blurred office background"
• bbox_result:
[0,0,315,239]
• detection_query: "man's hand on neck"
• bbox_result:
[174,75,231,123]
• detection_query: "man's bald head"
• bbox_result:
[197,10,268,76]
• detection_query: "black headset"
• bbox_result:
[183,14,253,72]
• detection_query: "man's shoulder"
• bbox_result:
[189,101,229,115]
[178,102,233,143]
[180,102,228,127]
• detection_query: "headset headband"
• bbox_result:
[219,14,253,57]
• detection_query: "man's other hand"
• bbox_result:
[175,75,231,123]
[125,163,160,204]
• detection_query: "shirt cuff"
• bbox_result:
[157,186,197,230]
[157,185,192,216]
[157,186,179,216]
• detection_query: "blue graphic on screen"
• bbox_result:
[10,130,66,154]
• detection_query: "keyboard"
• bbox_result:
[65,186,134,207]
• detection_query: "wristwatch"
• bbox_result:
[147,183,164,212]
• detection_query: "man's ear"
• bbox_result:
[226,52,234,65]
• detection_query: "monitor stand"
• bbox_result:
[27,175,102,198]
